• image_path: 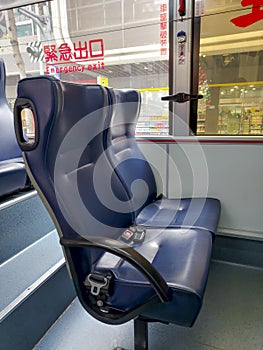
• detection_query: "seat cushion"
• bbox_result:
[0,162,27,197]
[94,228,212,326]
[136,197,221,237]
[0,157,24,165]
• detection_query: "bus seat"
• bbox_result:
[105,88,221,237]
[0,59,27,197]
[14,76,217,349]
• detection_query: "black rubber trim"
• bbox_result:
[61,236,171,304]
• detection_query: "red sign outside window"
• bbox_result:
[160,3,168,56]
[44,39,105,75]
[231,0,263,27]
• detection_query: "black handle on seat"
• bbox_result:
[60,236,171,304]
[161,92,203,103]
[14,97,39,151]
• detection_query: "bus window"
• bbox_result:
[197,0,263,136]
[1,0,169,136]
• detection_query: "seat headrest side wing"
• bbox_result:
[14,76,61,154]
[0,58,7,98]
[0,59,22,161]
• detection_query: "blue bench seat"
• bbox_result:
[0,59,27,197]
[14,76,221,349]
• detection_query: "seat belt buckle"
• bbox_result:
[120,226,146,244]
[84,272,113,296]
[121,228,136,242]
[133,227,146,244]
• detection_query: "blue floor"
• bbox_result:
[34,261,263,350]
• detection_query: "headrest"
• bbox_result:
[15,76,110,153]
[106,88,141,140]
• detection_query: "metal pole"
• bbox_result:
[134,318,148,350]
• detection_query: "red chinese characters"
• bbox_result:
[231,0,263,27]
[44,44,58,62]
[44,39,104,63]
[73,41,89,60]
[58,43,72,61]
[160,3,168,56]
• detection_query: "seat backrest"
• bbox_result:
[104,88,157,217]
[0,59,22,162]
[15,77,142,265]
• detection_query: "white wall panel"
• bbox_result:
[139,139,263,236]
[138,142,168,197]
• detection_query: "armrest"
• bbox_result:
[60,235,171,303]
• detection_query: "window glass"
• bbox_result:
[16,23,33,37]
[0,0,168,137]
[197,0,263,135]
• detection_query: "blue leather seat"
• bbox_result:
[0,59,27,197]
[14,76,220,349]
[105,88,220,236]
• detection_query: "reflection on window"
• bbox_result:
[136,88,169,136]
[197,5,263,136]
[198,81,263,135]
[3,0,168,137]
